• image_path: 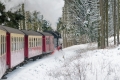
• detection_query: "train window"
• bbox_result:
[2,35,4,55]
[29,38,31,47]
[46,38,49,44]
[49,38,50,44]
[34,38,35,47]
[18,37,21,50]
[30,38,32,47]
[15,37,17,51]
[21,37,22,49]
[29,38,30,48]
[53,38,54,44]
[18,37,19,50]
[22,37,24,49]
[30,38,31,47]
[13,37,14,51]
[20,37,21,49]
[17,37,19,50]
[40,38,42,45]
[1,35,4,55]
[34,38,36,47]
[33,38,34,47]
[1,35,3,55]
[19,37,22,50]
[5,36,6,53]
[48,38,50,44]
[31,38,32,47]
[15,37,17,50]
[16,37,18,50]
[47,38,49,44]
[14,37,16,51]
[19,37,20,50]
[2,35,4,54]
[2,35,3,55]
[36,38,37,47]
[0,36,1,56]
[46,38,47,44]
[33,38,35,47]
[38,38,39,46]
[0,35,2,55]
[4,36,5,54]
[20,37,21,50]
[14,37,15,51]
[11,37,13,51]
[46,38,48,44]
[39,38,41,46]
[22,37,24,48]
[20,37,22,50]
[3,36,5,54]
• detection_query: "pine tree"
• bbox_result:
[0,2,24,29]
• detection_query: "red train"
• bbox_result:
[0,25,61,79]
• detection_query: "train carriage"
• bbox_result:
[38,32,54,54]
[45,31,61,48]
[21,30,42,59]
[0,26,6,79]
[49,35,54,52]
[0,26,24,69]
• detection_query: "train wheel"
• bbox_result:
[33,57,36,61]
[38,55,43,59]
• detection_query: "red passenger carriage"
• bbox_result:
[21,30,42,59]
[45,31,61,48]
[49,35,54,52]
[0,26,6,78]
[1,26,24,69]
[38,32,54,54]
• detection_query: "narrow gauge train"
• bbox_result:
[0,25,61,79]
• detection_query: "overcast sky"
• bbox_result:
[1,0,64,30]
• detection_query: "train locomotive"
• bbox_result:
[0,25,61,79]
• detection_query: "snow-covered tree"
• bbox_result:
[62,0,120,48]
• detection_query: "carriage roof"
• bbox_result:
[45,31,59,38]
[37,32,53,36]
[21,30,42,36]
[0,25,24,34]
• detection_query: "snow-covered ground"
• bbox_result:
[5,41,120,80]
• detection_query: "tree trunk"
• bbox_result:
[105,0,108,46]
[117,0,120,45]
[22,4,25,30]
[99,0,105,49]
[113,0,116,45]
